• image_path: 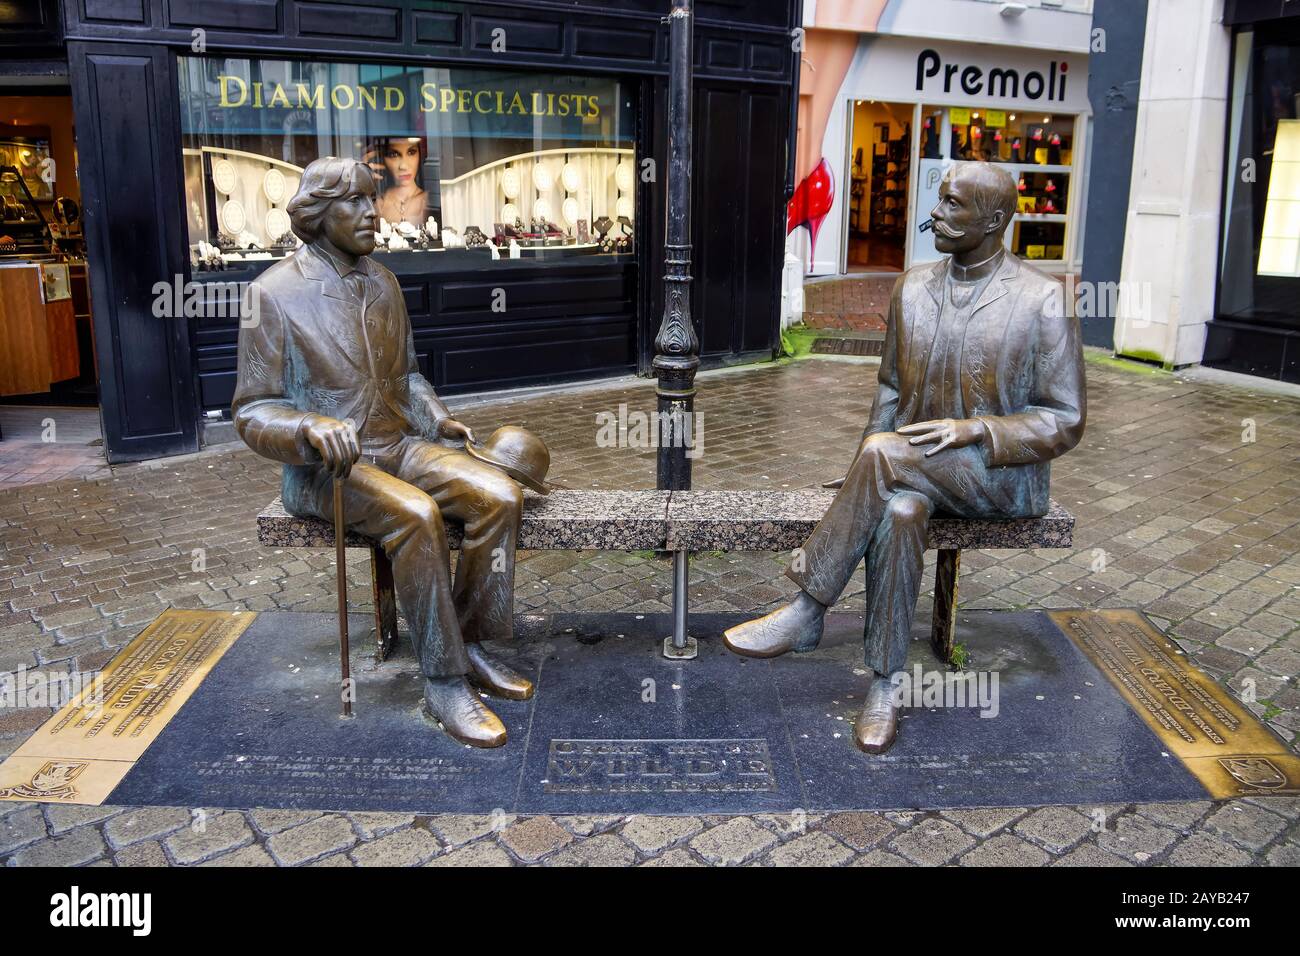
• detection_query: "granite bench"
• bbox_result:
[257,490,1074,664]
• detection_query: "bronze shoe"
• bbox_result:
[423,676,508,748]
[467,643,534,700]
[723,596,825,659]
[854,675,899,754]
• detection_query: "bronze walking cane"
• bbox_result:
[334,479,352,717]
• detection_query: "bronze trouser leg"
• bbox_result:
[395,440,524,644]
[862,491,933,675]
[788,433,926,610]
[323,463,470,679]
[787,432,1013,673]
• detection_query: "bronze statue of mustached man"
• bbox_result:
[724,162,1086,754]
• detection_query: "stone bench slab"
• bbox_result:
[258,490,670,551]
[663,490,1073,551]
[258,489,1072,553]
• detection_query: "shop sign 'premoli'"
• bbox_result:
[915,49,1070,103]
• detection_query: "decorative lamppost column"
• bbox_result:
[657,0,700,660]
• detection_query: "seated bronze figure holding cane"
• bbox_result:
[233,156,552,748]
[724,162,1086,754]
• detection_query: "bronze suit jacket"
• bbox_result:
[231,243,452,511]
[865,252,1086,514]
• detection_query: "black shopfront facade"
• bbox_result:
[3,1,799,462]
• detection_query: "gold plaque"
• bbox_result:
[0,610,256,805]
[1053,609,1300,798]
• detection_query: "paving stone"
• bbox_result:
[818,811,895,850]
[621,815,705,854]
[1203,802,1289,850]
[889,818,975,866]
[306,852,355,866]
[1096,813,1179,862]
[164,811,253,865]
[941,807,1027,838]
[350,826,440,867]
[500,816,573,862]
[348,812,417,840]
[43,803,121,834]
[426,813,508,847]
[689,818,778,866]
[1051,843,1133,867]
[1132,800,1212,831]
[0,806,46,854]
[545,833,637,867]
[1265,841,1300,867]
[114,840,169,867]
[851,849,914,867]
[764,832,854,867]
[558,814,622,837]
[105,807,191,848]
[1165,831,1255,867]
[250,809,323,835]
[9,825,106,866]
[638,848,704,867]
[425,841,514,867]
[267,815,357,866]
[200,844,276,867]
[1014,806,1094,852]
[958,832,1051,866]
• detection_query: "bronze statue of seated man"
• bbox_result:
[233,156,550,748]
[724,162,1086,754]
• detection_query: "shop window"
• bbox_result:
[177,56,637,273]
[918,105,1075,264]
[1219,28,1300,328]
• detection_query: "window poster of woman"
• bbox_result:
[367,136,436,228]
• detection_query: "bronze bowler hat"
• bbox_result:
[464,426,552,495]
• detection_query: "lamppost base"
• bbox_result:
[663,636,699,660]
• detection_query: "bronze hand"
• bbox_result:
[438,418,477,445]
[301,414,361,479]
[897,418,985,457]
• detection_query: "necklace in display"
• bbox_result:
[395,189,422,221]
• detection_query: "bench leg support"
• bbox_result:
[931,548,961,665]
[370,544,399,663]
[663,549,698,660]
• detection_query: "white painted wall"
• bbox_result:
[1114,0,1230,366]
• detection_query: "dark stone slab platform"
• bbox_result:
[106,609,1205,814]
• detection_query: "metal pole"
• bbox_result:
[334,480,353,716]
[657,0,699,660]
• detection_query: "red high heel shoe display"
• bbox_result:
[786,157,834,268]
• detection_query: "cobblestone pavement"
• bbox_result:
[1,352,1298,866]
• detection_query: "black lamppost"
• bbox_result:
[656,0,700,659]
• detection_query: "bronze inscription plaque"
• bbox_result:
[1053,609,1300,798]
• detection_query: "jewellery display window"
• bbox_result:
[177,56,638,273]
[920,105,1077,264]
